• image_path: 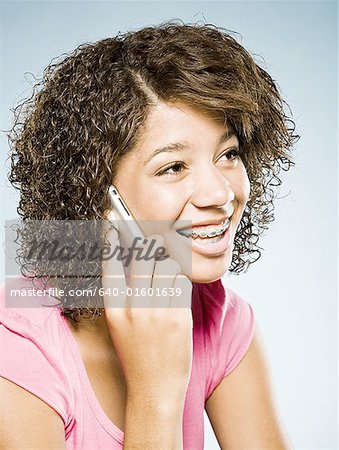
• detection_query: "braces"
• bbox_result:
[191,226,227,238]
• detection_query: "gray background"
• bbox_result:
[0,1,337,449]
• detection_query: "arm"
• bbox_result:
[205,322,294,450]
[0,376,66,450]
[102,231,194,450]
[123,388,187,449]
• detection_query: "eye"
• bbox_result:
[156,147,241,177]
[157,162,186,177]
[218,147,241,163]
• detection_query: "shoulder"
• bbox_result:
[193,279,256,399]
[0,277,75,432]
[0,276,72,374]
[193,278,255,339]
[204,322,294,449]
[0,376,67,450]
[0,276,63,331]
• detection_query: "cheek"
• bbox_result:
[128,181,184,221]
[235,165,250,205]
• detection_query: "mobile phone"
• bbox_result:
[107,185,147,282]
[107,185,146,241]
[107,184,171,282]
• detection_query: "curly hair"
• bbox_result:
[7,20,299,322]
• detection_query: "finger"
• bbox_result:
[149,258,181,309]
[170,274,192,309]
[150,257,181,308]
[101,218,127,308]
[127,234,166,308]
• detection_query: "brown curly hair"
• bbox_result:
[7,20,299,322]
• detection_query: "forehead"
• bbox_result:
[135,101,236,150]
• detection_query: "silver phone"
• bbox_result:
[107,185,146,241]
[107,185,147,282]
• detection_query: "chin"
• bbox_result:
[189,274,222,283]
[189,268,226,283]
[166,234,233,283]
[183,255,231,284]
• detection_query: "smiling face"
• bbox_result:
[113,101,250,283]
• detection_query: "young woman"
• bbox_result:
[0,22,299,449]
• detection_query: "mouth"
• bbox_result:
[176,216,231,239]
[175,216,233,256]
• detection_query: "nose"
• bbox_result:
[189,165,235,208]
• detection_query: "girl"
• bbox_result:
[1,22,298,449]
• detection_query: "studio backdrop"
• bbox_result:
[0,1,337,449]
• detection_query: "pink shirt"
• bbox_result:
[0,276,255,449]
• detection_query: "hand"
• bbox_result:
[101,220,193,400]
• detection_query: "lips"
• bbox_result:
[176,217,233,256]
[176,215,232,233]
[176,213,233,234]
[177,219,230,239]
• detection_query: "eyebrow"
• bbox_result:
[144,129,237,165]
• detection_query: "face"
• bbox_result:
[113,101,250,283]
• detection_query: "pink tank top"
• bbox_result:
[0,276,255,449]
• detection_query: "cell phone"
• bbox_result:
[107,185,148,283]
[107,184,146,241]
[107,184,170,283]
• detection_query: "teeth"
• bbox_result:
[178,218,231,239]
